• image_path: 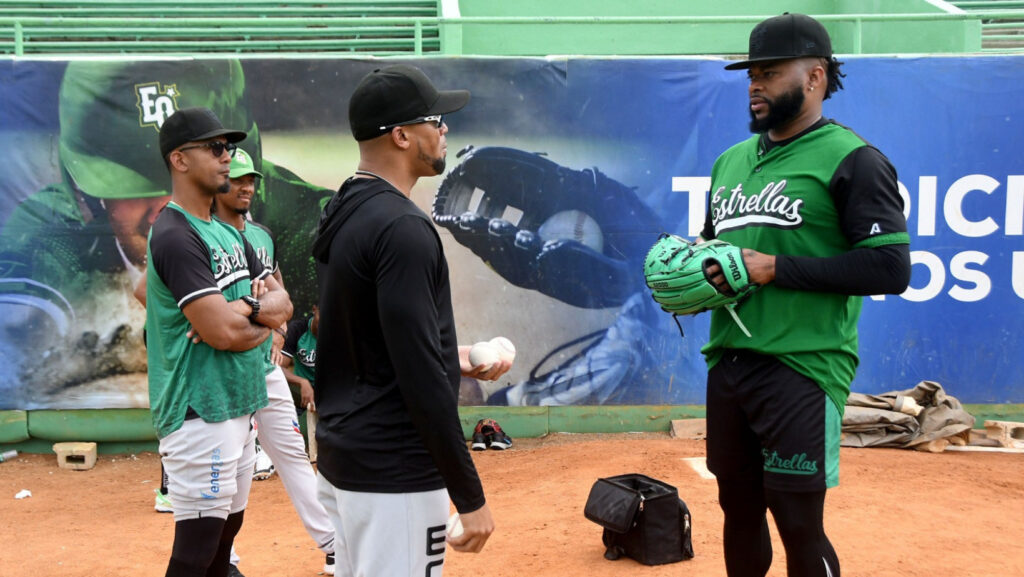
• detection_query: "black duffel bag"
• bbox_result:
[583,473,694,565]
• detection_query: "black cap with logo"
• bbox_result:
[348,65,470,141]
[725,13,833,70]
[159,107,247,158]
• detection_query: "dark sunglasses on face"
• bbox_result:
[178,141,238,158]
[379,115,443,132]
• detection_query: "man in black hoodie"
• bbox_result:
[312,65,503,576]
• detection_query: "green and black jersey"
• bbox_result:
[282,315,317,385]
[701,120,910,413]
[146,202,269,438]
[237,219,278,278]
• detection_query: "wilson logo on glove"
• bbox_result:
[643,234,757,337]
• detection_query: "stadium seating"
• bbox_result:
[0,0,441,55]
[951,1,1024,50]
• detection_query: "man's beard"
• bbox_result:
[430,156,446,175]
[216,181,231,194]
[416,141,446,175]
[749,83,805,134]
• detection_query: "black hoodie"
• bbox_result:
[311,176,484,513]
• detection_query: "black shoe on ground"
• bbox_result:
[489,428,513,450]
[471,419,490,451]
[485,418,513,450]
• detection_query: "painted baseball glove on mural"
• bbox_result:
[433,146,662,309]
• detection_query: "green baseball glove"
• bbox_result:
[643,234,757,336]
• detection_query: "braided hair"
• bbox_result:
[823,57,846,100]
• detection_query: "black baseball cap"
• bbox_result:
[348,65,470,141]
[159,106,247,158]
[724,13,832,70]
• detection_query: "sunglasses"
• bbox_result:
[178,141,238,158]
[379,115,444,132]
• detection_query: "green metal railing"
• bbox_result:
[2,8,1024,56]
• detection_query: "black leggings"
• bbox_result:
[164,510,245,577]
[718,476,839,577]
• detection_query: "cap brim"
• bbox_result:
[429,89,470,115]
[229,166,264,178]
[724,54,828,70]
[192,128,248,143]
[724,56,790,70]
[724,59,756,70]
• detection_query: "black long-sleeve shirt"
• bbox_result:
[312,176,484,513]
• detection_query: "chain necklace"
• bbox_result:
[354,169,398,191]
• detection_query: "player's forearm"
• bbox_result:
[382,306,486,511]
[203,312,271,352]
[251,286,293,328]
[224,324,273,352]
[775,244,911,295]
[404,389,486,512]
[280,366,305,387]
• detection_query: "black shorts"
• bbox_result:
[705,349,841,492]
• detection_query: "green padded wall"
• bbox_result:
[27,409,157,442]
[0,410,29,443]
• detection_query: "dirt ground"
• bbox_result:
[1,433,1023,577]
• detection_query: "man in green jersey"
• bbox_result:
[700,14,911,577]
[148,107,292,577]
[213,149,336,576]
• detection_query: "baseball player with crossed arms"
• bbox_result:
[138,148,337,576]
[647,13,911,577]
[147,107,292,577]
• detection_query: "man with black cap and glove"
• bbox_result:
[148,106,292,576]
[700,14,910,577]
[313,65,506,575]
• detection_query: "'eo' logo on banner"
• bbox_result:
[135,82,180,130]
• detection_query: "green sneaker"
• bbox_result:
[154,489,173,513]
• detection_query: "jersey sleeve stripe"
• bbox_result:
[177,287,221,309]
[217,269,253,291]
[853,232,910,249]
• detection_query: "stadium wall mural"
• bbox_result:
[1,56,1022,410]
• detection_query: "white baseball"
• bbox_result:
[537,209,604,252]
[489,336,516,364]
[446,512,464,538]
[468,341,500,372]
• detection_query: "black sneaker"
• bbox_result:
[487,420,513,450]
[471,419,490,451]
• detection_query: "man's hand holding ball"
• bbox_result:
[460,337,515,380]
